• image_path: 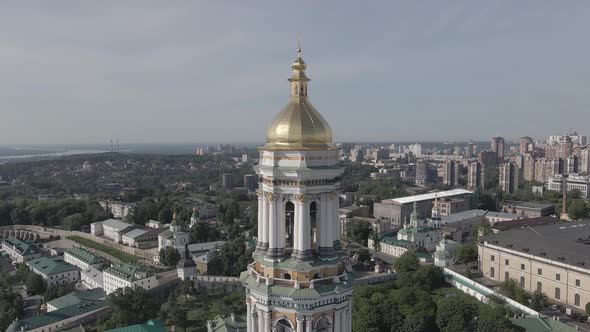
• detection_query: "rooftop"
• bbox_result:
[104,263,150,282]
[7,298,108,332]
[26,256,78,275]
[510,315,576,332]
[2,236,41,256]
[504,201,555,209]
[65,247,105,265]
[482,219,590,268]
[94,219,133,232]
[104,319,166,332]
[380,189,473,205]
[207,315,247,332]
[47,289,106,310]
[492,216,560,231]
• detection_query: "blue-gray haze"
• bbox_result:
[1,1,589,145]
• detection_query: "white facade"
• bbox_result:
[26,257,80,288]
[103,265,158,295]
[90,219,132,243]
[81,266,104,289]
[547,173,590,198]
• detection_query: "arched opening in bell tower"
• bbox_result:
[276,318,295,332]
[315,317,332,332]
[310,201,318,251]
[285,201,295,252]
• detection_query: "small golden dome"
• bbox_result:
[263,50,335,150]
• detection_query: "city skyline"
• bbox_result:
[2,1,590,144]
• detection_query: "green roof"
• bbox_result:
[104,263,150,282]
[380,236,414,248]
[398,226,435,235]
[511,315,576,332]
[65,247,105,265]
[47,289,106,310]
[7,299,108,331]
[240,272,353,300]
[105,319,166,332]
[207,315,247,332]
[26,256,78,275]
[2,237,40,256]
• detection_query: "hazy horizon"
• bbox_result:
[2,2,590,144]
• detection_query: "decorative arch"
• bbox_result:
[274,317,295,332]
[314,315,334,332]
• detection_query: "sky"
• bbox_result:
[1,1,590,145]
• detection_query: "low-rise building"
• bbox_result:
[435,197,470,216]
[121,228,150,247]
[1,236,41,263]
[99,200,135,219]
[7,291,108,332]
[479,220,590,312]
[91,219,134,243]
[368,236,414,257]
[502,201,556,218]
[373,189,473,227]
[46,289,106,312]
[81,266,104,289]
[64,247,105,270]
[105,319,166,332]
[547,173,590,198]
[433,239,460,267]
[103,263,157,295]
[26,257,79,288]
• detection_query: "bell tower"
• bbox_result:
[241,47,353,332]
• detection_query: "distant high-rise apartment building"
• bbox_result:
[466,142,475,157]
[551,158,564,176]
[559,135,573,160]
[579,148,590,174]
[350,147,364,162]
[519,136,533,155]
[408,143,422,156]
[467,161,485,191]
[491,136,505,162]
[566,156,578,175]
[523,155,535,181]
[442,160,459,187]
[478,151,498,167]
[243,174,258,192]
[499,162,519,194]
[415,160,430,186]
[221,173,233,190]
[534,158,552,183]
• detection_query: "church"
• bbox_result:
[233,47,354,332]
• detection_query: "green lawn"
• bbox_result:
[66,235,140,264]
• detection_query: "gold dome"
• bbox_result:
[263,49,335,150]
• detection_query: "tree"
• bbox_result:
[62,213,85,230]
[586,302,590,316]
[208,237,253,276]
[346,219,372,246]
[568,200,588,221]
[436,296,477,332]
[159,246,181,266]
[476,305,525,332]
[25,273,46,295]
[104,286,158,329]
[394,251,420,273]
[530,291,548,311]
[456,244,478,273]
[371,229,380,252]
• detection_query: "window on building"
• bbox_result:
[555,288,561,300]
[491,255,495,262]
[521,264,525,270]
[576,279,580,287]
[537,268,542,275]
[537,282,542,292]
[575,294,580,306]
[490,267,495,278]
[505,271,510,282]
[556,273,561,281]
[505,259,509,265]
[520,276,525,288]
